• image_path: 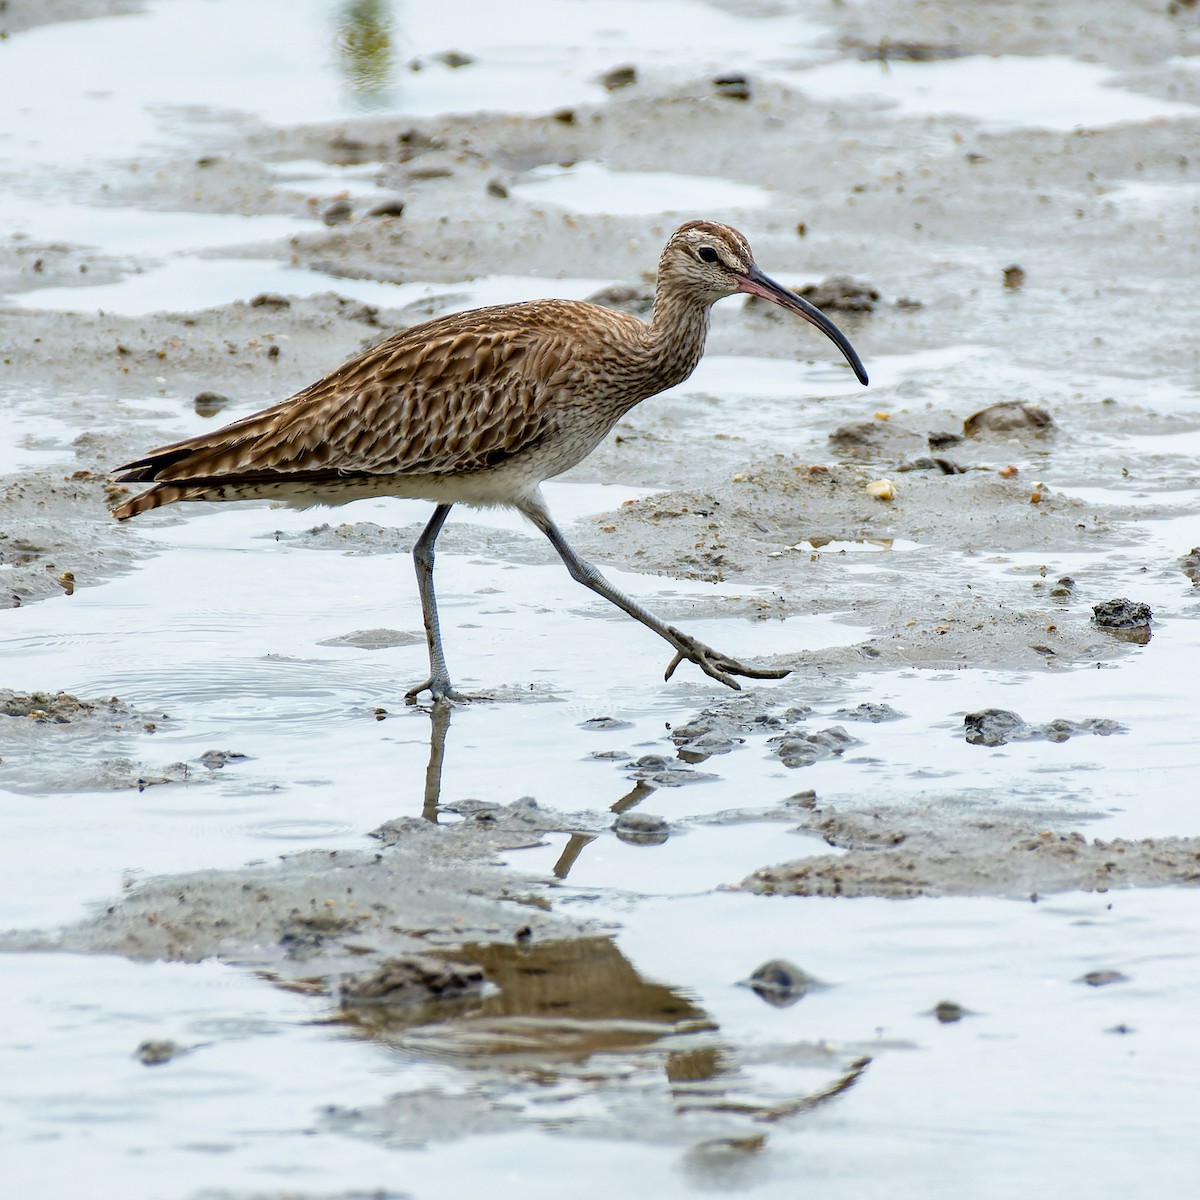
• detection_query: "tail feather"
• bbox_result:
[112,483,199,520]
[111,468,389,520]
[112,447,198,484]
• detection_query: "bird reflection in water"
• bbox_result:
[322,702,875,1138]
[413,701,647,881]
[335,0,395,105]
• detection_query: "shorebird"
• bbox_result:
[113,220,867,701]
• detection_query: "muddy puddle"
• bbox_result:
[3,1,1200,1197]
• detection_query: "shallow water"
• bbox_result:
[3,1,1200,1197]
[788,54,1198,131]
[511,161,772,216]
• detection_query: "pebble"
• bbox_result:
[136,1039,184,1066]
[613,811,669,845]
[932,1000,967,1023]
[321,199,354,226]
[600,64,638,91]
[367,199,406,218]
[741,959,822,1006]
[1078,969,1129,988]
[193,390,229,417]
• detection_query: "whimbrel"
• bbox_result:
[113,221,867,701]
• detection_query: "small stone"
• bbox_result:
[865,478,895,501]
[600,64,638,91]
[932,1000,967,1023]
[486,178,509,198]
[1079,969,1128,987]
[136,1039,184,1066]
[250,292,290,308]
[322,199,354,226]
[367,199,406,218]
[193,390,230,417]
[434,50,475,68]
[742,959,821,1007]
[613,811,669,845]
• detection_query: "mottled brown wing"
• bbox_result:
[115,305,578,485]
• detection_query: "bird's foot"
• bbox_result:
[405,677,471,706]
[662,631,790,691]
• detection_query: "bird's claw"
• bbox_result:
[405,678,471,706]
[662,634,790,691]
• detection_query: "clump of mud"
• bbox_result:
[1092,598,1153,645]
[963,402,1056,438]
[1092,598,1153,629]
[1,819,576,975]
[0,690,133,723]
[963,708,1124,746]
[743,804,1200,901]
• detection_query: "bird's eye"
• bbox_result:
[696,246,720,264]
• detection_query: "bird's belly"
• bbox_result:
[258,450,584,513]
[251,471,532,511]
[203,415,616,513]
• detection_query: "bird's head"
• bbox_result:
[660,220,868,386]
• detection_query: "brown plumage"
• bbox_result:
[113,220,867,701]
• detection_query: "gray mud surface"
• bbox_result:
[2,819,578,972]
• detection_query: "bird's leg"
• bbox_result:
[405,504,468,705]
[523,504,789,691]
[420,700,452,821]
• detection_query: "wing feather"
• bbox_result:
[113,302,590,487]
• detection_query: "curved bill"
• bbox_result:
[736,264,869,386]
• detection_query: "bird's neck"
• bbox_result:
[645,288,711,391]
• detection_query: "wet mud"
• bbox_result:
[745,806,1200,899]
[1,819,575,972]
